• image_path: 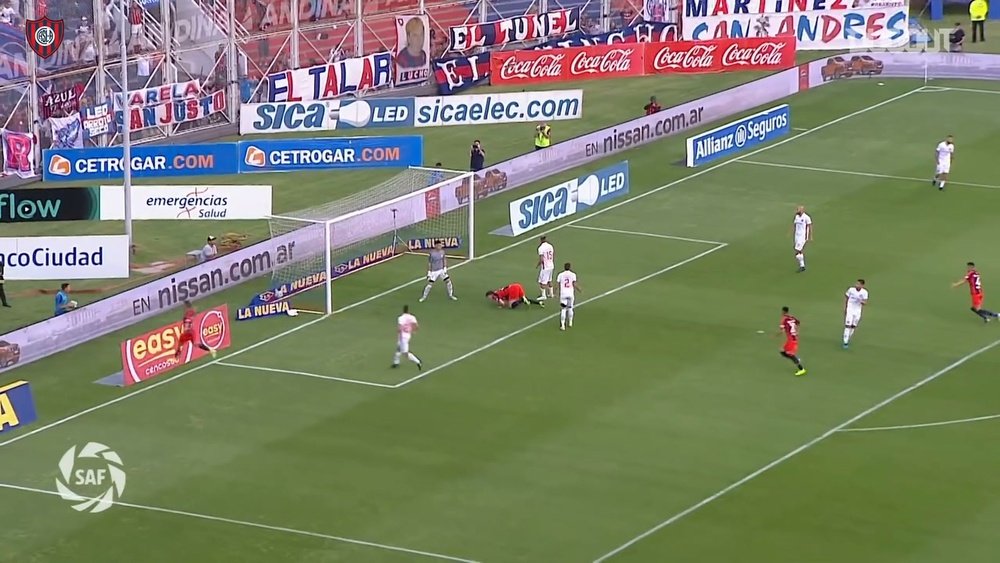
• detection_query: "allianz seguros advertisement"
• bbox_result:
[508,161,630,236]
[686,105,790,167]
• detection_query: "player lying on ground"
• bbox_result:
[932,135,954,191]
[174,301,217,360]
[777,306,807,376]
[486,282,545,309]
[952,261,1000,322]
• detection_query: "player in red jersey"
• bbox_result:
[174,301,217,360]
[485,283,544,309]
[777,306,807,376]
[952,262,1000,322]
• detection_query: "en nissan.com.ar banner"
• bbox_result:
[238,137,423,173]
[682,0,909,50]
[120,304,232,386]
[489,37,795,85]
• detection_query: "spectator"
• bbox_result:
[970,0,987,43]
[54,283,76,316]
[0,0,17,25]
[950,22,966,52]
[644,95,661,115]
[200,236,218,262]
[469,141,485,172]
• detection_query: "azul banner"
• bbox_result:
[434,21,677,94]
[113,79,202,108]
[40,84,83,119]
[395,15,431,86]
[81,102,115,139]
[0,235,130,280]
[266,52,394,102]
[448,7,581,51]
[0,381,35,434]
[115,91,227,132]
[119,304,232,386]
[685,104,790,167]
[238,136,423,172]
[508,161,630,236]
[43,143,240,181]
[0,187,100,222]
[682,0,909,50]
[99,185,273,220]
[241,91,583,133]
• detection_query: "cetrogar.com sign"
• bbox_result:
[685,104,790,167]
[0,235,130,280]
[99,185,273,220]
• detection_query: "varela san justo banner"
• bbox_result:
[489,36,795,85]
[119,304,232,386]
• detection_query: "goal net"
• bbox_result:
[266,166,475,314]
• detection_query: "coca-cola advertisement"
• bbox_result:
[645,37,796,75]
[491,44,646,86]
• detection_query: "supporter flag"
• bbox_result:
[40,83,84,119]
[49,113,84,149]
[395,15,431,86]
[81,101,115,139]
[1,130,36,179]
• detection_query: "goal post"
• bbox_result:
[266,167,476,315]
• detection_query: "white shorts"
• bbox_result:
[560,295,575,308]
[538,268,553,285]
[844,309,862,327]
[427,268,448,282]
[936,161,950,175]
[397,334,411,354]
[794,238,807,252]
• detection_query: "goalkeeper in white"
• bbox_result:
[419,241,457,302]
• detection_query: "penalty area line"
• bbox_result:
[738,160,1000,191]
[216,361,397,389]
[393,243,728,389]
[838,413,1000,433]
[591,336,1000,562]
[569,225,726,246]
[0,482,481,563]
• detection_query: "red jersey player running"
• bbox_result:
[485,282,544,309]
[174,301,217,360]
[777,306,807,376]
[951,262,1000,322]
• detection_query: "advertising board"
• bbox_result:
[42,143,240,181]
[0,188,100,222]
[0,380,36,434]
[238,137,423,172]
[99,185,273,220]
[685,105,791,167]
[0,235,130,280]
[508,161,630,236]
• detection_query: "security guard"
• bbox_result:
[971,0,988,42]
[534,122,551,151]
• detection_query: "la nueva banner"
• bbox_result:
[681,0,909,50]
[490,37,795,86]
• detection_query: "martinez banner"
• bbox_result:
[99,185,273,220]
[395,15,431,86]
[682,0,909,50]
[448,7,581,51]
[266,52,394,102]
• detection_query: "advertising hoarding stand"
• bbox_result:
[119,0,133,252]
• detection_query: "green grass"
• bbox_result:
[2,77,1000,562]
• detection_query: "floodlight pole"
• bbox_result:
[120,0,133,250]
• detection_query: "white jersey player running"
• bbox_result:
[537,236,555,300]
[555,262,581,331]
[842,279,869,349]
[933,135,954,191]
[792,206,813,273]
[392,305,422,370]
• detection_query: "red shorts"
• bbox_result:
[507,284,525,301]
[972,293,984,309]
[783,339,798,355]
[179,331,194,345]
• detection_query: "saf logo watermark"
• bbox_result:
[54,442,126,513]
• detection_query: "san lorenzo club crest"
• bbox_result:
[26,17,64,59]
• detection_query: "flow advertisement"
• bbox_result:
[508,161,630,236]
[0,188,100,222]
[685,105,790,167]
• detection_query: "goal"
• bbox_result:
[266,166,476,314]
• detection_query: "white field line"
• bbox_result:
[0,482,480,563]
[394,243,728,389]
[569,225,726,246]
[792,127,810,131]
[216,361,397,389]
[939,86,1000,95]
[592,336,1000,562]
[739,160,1000,190]
[838,413,1000,433]
[0,87,924,449]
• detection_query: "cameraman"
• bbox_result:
[470,140,486,172]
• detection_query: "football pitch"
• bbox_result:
[3,78,1000,562]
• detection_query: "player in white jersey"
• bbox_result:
[392,305,422,370]
[842,279,868,349]
[536,236,555,300]
[555,262,581,331]
[932,135,954,191]
[792,206,813,273]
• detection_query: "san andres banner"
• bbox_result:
[447,7,581,51]
[40,84,84,119]
[395,15,431,87]
[265,52,394,102]
[1,130,36,179]
[115,90,227,132]
[434,20,678,94]
[49,114,84,149]
[82,102,115,139]
[681,0,909,50]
